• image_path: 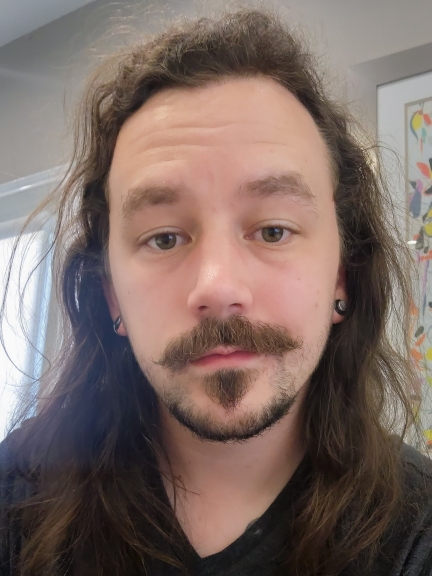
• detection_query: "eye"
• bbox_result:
[257,225,293,244]
[143,224,294,251]
[146,232,186,251]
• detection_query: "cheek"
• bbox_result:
[257,261,335,341]
[110,257,184,352]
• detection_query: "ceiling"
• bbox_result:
[1,0,432,69]
[0,0,96,48]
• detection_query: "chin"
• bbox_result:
[163,386,298,443]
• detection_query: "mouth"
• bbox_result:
[191,347,259,368]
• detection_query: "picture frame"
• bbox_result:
[405,95,432,448]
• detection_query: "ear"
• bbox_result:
[332,264,347,325]
[102,277,128,336]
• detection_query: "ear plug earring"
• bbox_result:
[335,300,347,316]
[113,315,123,334]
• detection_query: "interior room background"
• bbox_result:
[1,0,432,444]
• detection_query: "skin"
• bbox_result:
[104,77,347,556]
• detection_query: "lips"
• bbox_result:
[191,347,258,367]
[196,346,248,360]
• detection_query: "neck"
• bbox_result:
[157,395,306,503]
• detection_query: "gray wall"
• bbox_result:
[0,0,432,186]
[0,0,199,185]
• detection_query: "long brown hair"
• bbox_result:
[2,7,423,576]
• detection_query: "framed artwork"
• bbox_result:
[405,96,432,448]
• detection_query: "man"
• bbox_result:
[1,8,431,576]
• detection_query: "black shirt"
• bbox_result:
[1,432,432,575]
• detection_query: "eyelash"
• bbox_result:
[142,224,295,251]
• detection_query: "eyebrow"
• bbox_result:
[121,171,317,219]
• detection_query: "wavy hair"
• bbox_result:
[2,7,422,576]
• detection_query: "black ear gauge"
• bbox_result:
[113,315,122,334]
[335,300,347,316]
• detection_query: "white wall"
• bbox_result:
[0,0,96,49]
[0,0,199,185]
[378,70,432,231]
[378,71,432,440]
[1,0,432,185]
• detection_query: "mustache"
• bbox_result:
[153,315,302,372]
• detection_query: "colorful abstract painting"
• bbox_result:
[406,96,432,449]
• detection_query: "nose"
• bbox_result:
[186,233,253,320]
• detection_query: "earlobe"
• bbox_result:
[332,265,347,324]
[102,277,128,336]
[333,299,347,324]
[334,298,347,319]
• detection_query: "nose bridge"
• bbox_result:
[187,222,253,316]
[197,223,243,284]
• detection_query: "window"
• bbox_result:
[0,168,62,441]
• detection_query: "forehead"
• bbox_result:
[108,76,333,208]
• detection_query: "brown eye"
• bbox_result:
[154,233,177,250]
[261,227,285,243]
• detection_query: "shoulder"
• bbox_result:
[373,440,432,576]
[398,440,432,509]
[0,429,21,488]
[399,440,432,480]
[398,441,432,535]
[0,425,37,507]
[0,426,39,574]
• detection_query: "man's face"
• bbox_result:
[105,77,346,441]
